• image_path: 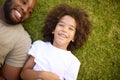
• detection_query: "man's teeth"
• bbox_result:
[15,10,21,18]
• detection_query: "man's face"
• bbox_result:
[3,0,36,24]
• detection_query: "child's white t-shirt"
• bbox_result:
[28,40,80,80]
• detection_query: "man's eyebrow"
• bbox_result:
[27,0,30,2]
[22,0,29,2]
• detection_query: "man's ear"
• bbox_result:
[52,31,54,34]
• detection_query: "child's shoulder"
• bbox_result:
[33,40,49,47]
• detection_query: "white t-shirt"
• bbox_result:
[29,40,80,80]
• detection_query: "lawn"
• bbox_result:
[0,0,120,80]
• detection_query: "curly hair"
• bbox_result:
[42,3,91,51]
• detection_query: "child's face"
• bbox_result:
[52,15,76,50]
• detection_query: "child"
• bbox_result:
[21,3,91,80]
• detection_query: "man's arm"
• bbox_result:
[2,64,21,80]
[0,69,6,80]
[0,77,5,80]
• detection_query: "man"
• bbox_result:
[0,0,60,80]
[0,0,36,80]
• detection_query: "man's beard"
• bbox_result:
[3,1,21,25]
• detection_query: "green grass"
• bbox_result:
[0,0,120,80]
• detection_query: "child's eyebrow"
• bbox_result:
[59,21,76,28]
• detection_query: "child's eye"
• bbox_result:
[69,27,74,31]
[69,27,75,31]
[58,23,64,27]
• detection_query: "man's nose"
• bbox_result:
[22,6,28,14]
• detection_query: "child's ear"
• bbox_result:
[72,40,74,42]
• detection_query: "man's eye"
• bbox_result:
[29,9,33,14]
[22,0,27,4]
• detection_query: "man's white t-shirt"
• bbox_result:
[29,40,80,80]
